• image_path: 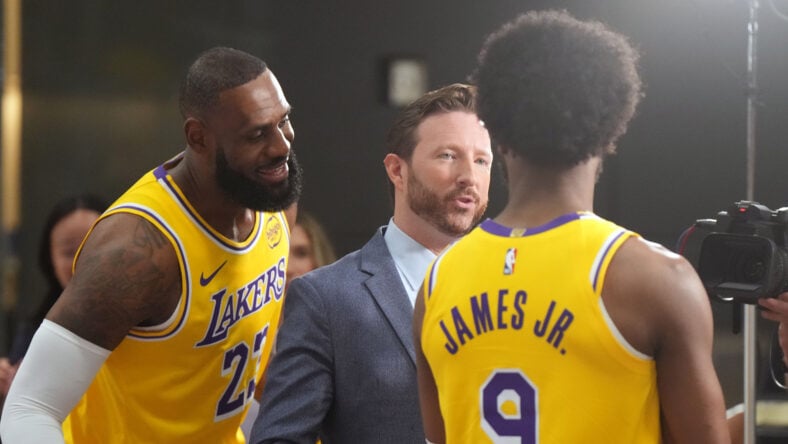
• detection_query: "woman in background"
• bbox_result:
[287,210,338,286]
[0,194,107,397]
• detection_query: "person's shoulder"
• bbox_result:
[617,237,696,279]
[306,248,362,277]
[291,245,365,294]
[284,249,364,313]
[291,229,389,289]
[609,236,707,310]
[603,235,711,355]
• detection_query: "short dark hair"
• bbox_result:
[178,47,268,119]
[36,194,107,318]
[386,83,478,161]
[472,10,643,167]
[384,83,478,200]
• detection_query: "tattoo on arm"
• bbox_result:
[133,220,169,250]
[50,216,181,349]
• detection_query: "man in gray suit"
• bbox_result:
[250,83,492,443]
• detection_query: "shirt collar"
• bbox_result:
[383,218,437,303]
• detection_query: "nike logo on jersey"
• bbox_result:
[200,261,228,286]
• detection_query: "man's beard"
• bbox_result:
[406,168,487,237]
[215,148,303,212]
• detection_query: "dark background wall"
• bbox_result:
[8,0,788,408]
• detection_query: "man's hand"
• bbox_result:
[759,293,788,367]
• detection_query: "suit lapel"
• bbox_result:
[360,230,417,366]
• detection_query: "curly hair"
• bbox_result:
[472,10,643,167]
[178,47,268,119]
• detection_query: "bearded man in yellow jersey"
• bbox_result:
[1,47,302,443]
[414,10,732,444]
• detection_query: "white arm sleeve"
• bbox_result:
[0,319,111,444]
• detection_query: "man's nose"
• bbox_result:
[269,126,292,158]
[455,157,479,188]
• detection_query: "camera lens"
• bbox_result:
[728,252,765,283]
[740,259,765,282]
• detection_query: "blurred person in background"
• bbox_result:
[0,194,107,401]
[287,210,337,286]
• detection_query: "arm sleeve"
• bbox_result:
[250,277,334,444]
[0,319,111,444]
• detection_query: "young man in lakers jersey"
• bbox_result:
[414,10,731,444]
[1,47,302,443]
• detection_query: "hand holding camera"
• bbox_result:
[678,201,788,305]
[679,201,788,389]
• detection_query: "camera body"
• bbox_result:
[677,201,788,304]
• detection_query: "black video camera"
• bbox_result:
[677,201,788,305]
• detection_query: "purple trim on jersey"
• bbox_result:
[110,204,191,340]
[427,262,438,300]
[153,164,167,180]
[480,212,582,237]
[157,174,262,253]
[591,230,628,292]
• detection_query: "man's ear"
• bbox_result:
[184,117,209,153]
[383,153,407,192]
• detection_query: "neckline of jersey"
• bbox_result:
[480,211,594,237]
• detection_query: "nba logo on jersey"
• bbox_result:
[503,247,517,275]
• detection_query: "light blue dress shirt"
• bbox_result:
[383,218,437,307]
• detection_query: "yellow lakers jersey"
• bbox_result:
[64,160,289,443]
[422,213,660,443]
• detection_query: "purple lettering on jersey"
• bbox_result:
[262,266,277,305]
[532,300,574,355]
[470,292,493,335]
[547,309,574,351]
[511,290,527,329]
[275,259,286,300]
[248,280,263,311]
[452,306,474,345]
[199,289,229,345]
[235,284,253,318]
[218,293,236,332]
[440,320,459,355]
[497,289,509,330]
[195,259,285,347]
[533,300,555,338]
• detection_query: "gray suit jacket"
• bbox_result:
[250,228,424,444]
